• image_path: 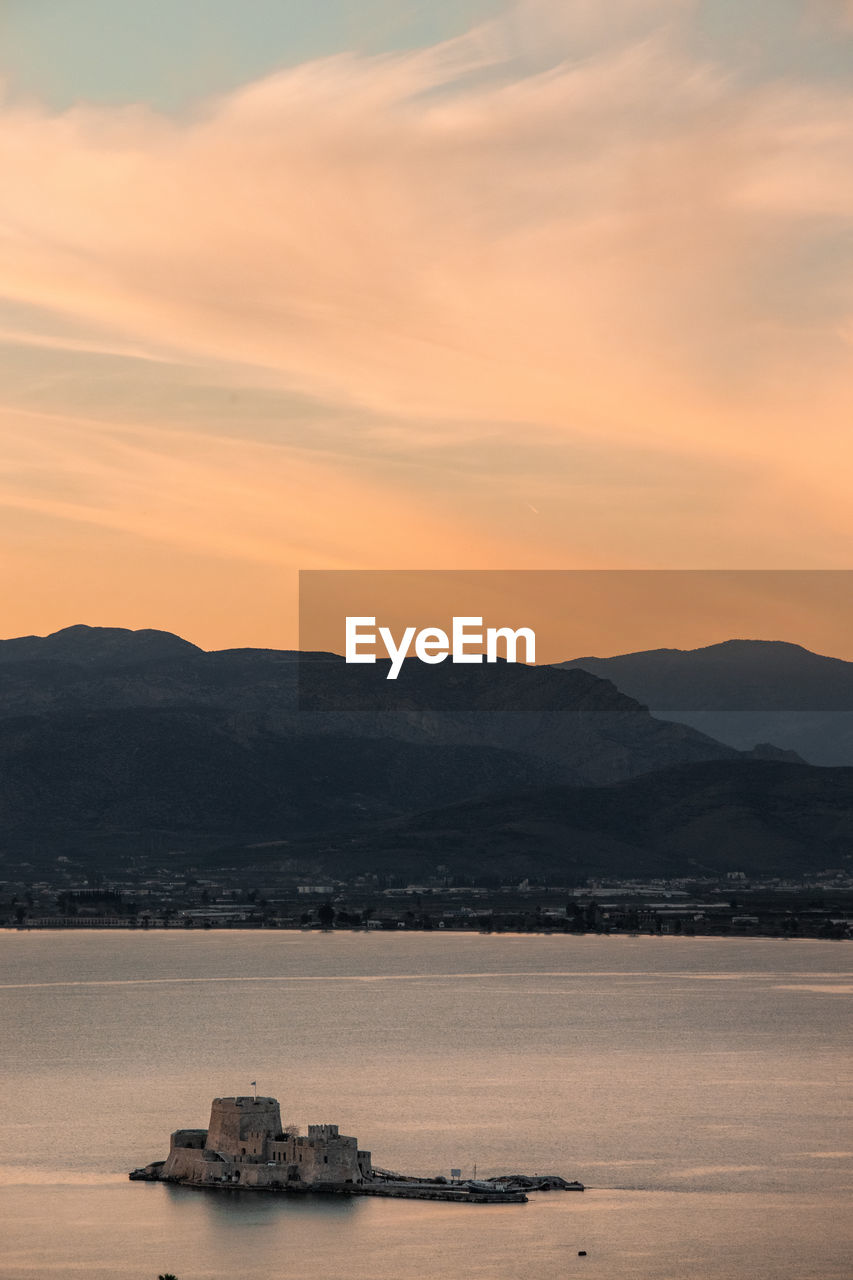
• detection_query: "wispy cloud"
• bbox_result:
[0,3,848,436]
[0,404,533,569]
[0,0,851,641]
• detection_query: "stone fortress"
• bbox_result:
[131,1093,582,1202]
[137,1095,373,1190]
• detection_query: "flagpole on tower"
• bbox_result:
[251,1080,257,1101]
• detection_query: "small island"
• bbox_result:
[130,1095,583,1204]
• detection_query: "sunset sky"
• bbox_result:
[1,1,851,651]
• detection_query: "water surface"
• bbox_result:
[0,932,849,1278]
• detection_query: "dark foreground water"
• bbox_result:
[0,932,850,1280]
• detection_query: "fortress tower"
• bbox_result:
[205,1096,282,1156]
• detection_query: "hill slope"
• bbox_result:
[297,760,853,881]
[558,640,853,765]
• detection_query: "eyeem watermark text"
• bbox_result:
[346,616,536,680]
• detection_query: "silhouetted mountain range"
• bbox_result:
[0,623,201,667]
[290,760,853,881]
[0,626,750,784]
[557,640,853,765]
[0,625,848,880]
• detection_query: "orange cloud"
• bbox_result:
[0,0,851,645]
[0,4,849,443]
[0,403,548,569]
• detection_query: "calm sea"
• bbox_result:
[0,932,850,1280]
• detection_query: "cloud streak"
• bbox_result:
[0,3,849,434]
[0,0,851,642]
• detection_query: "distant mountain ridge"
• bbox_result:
[0,625,846,879]
[556,639,853,765]
[558,640,853,710]
[0,625,750,786]
[0,624,201,667]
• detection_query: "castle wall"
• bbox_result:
[162,1145,208,1182]
[150,1097,372,1190]
[268,1130,364,1184]
[308,1124,339,1140]
[170,1129,207,1151]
